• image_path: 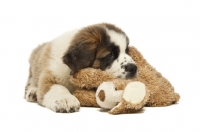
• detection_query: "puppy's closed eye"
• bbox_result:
[106,51,115,59]
[103,51,115,61]
[109,48,119,60]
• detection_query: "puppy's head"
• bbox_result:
[63,23,137,79]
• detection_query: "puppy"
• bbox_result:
[24,23,137,113]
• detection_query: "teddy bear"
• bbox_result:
[96,81,150,114]
[71,68,150,114]
[70,46,180,114]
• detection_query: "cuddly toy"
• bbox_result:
[71,68,150,114]
[71,46,180,114]
[96,81,150,114]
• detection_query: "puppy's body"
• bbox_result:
[25,23,137,112]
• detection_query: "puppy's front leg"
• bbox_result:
[42,84,80,113]
[37,71,80,113]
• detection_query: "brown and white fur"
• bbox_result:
[24,23,137,113]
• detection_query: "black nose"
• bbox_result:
[125,63,137,73]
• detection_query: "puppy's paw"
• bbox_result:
[42,85,80,113]
[53,95,80,113]
[25,87,37,102]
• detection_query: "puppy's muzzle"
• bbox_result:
[125,63,137,79]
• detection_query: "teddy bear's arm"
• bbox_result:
[73,89,99,107]
[70,68,116,89]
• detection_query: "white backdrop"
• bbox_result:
[0,0,200,132]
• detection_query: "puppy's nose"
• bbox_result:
[125,63,137,73]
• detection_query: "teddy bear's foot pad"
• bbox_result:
[123,82,146,104]
[109,82,147,114]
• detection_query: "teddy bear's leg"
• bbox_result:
[109,82,149,114]
[96,82,123,109]
[146,91,180,107]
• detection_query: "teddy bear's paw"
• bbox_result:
[109,82,147,114]
[25,86,37,102]
[123,82,146,104]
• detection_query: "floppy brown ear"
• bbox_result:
[63,42,97,74]
[63,25,107,74]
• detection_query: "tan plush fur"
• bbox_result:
[73,89,99,107]
[71,46,180,114]
[128,47,180,106]
[109,97,149,114]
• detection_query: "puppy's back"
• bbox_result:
[28,43,51,85]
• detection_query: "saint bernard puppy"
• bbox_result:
[25,23,137,113]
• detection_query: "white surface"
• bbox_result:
[0,0,200,132]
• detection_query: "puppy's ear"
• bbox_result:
[63,42,97,74]
[63,25,106,74]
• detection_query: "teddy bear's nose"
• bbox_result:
[125,63,137,74]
